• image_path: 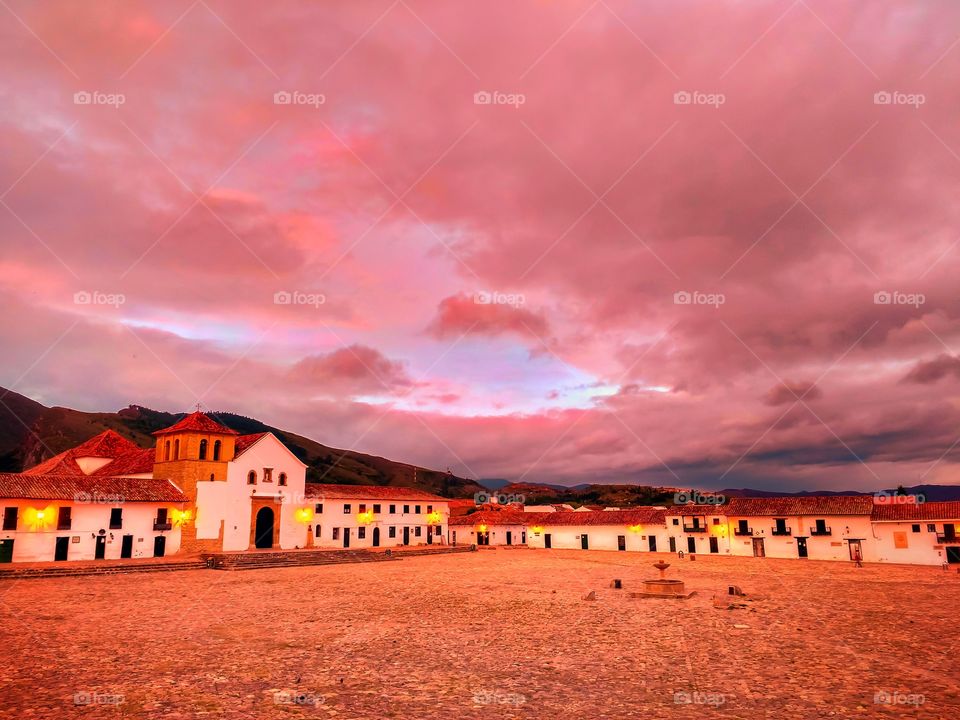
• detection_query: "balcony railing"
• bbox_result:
[734,527,753,536]
[153,521,172,531]
[810,527,832,536]
[682,525,708,533]
[771,527,792,536]
[57,521,71,531]
[936,534,959,544]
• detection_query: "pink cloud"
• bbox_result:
[2,1,960,491]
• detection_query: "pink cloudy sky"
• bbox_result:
[2,0,960,491]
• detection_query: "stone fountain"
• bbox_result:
[632,560,695,599]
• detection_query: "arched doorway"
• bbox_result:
[372,527,380,547]
[254,507,275,549]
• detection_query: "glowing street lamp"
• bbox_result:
[295,507,314,524]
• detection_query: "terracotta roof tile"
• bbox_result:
[233,433,268,458]
[89,448,155,476]
[304,483,447,502]
[451,508,667,527]
[152,411,238,436]
[24,430,148,477]
[0,473,188,502]
[528,508,666,526]
[449,510,531,526]
[725,496,873,516]
[870,500,960,521]
[664,504,728,516]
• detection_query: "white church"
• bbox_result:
[0,412,449,563]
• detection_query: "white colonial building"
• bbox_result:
[0,412,449,562]
[305,484,449,549]
[870,500,960,566]
[449,510,530,546]
[723,496,875,561]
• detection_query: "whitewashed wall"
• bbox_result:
[871,522,951,566]
[204,433,309,551]
[525,523,672,552]
[724,515,876,561]
[0,499,181,562]
[311,498,449,549]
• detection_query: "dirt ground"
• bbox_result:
[1,548,958,719]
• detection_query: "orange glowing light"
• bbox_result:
[295,507,314,524]
[426,511,442,525]
[24,506,54,530]
[477,524,488,533]
[356,510,374,525]
[530,525,544,534]
[628,524,643,533]
[171,508,193,526]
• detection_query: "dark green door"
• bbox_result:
[581,535,589,550]
[95,535,106,559]
[55,536,69,561]
[121,535,133,558]
[153,536,166,557]
[0,539,13,563]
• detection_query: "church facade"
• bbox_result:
[0,412,449,562]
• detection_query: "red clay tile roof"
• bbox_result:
[304,483,447,502]
[451,508,667,527]
[664,504,727,516]
[89,448,155,476]
[529,508,667,526]
[233,433,268,458]
[449,510,531,526]
[0,473,188,502]
[152,411,238,436]
[725,496,873,516]
[871,500,960,521]
[23,430,150,477]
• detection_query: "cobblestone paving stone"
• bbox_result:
[0,549,958,719]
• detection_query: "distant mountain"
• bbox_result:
[0,388,485,499]
[721,485,960,501]
[498,482,676,507]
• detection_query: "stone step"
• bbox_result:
[204,549,400,570]
[0,560,208,580]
